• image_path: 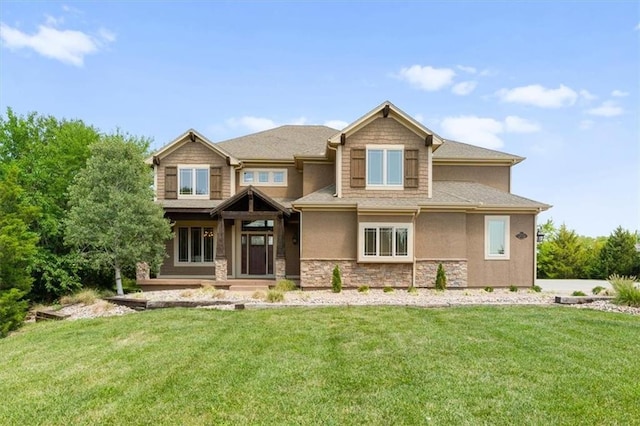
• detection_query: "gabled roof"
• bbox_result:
[293,182,550,212]
[217,125,337,161]
[146,129,240,166]
[210,185,290,217]
[434,139,524,164]
[327,100,444,148]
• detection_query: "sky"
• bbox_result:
[0,1,638,237]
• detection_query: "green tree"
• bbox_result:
[537,224,588,279]
[331,265,342,293]
[0,166,40,336]
[64,133,172,295]
[598,227,640,277]
[435,263,447,290]
[0,108,101,299]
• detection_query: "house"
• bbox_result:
[141,101,550,290]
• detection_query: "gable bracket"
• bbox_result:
[383,104,390,118]
[189,131,197,142]
[152,155,160,166]
[425,134,433,147]
[340,133,346,145]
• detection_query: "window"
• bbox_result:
[177,226,215,264]
[240,169,287,186]
[366,146,403,188]
[178,165,209,198]
[358,223,413,262]
[485,216,510,259]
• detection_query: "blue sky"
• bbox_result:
[1,1,638,237]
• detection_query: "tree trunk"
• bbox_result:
[115,263,124,296]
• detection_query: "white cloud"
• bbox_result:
[579,120,594,130]
[451,81,477,96]
[324,120,348,130]
[635,22,640,30]
[226,116,278,132]
[290,116,308,125]
[587,101,624,117]
[396,65,455,91]
[504,116,540,133]
[440,115,541,149]
[98,28,116,43]
[579,89,597,101]
[496,84,578,108]
[0,21,114,66]
[457,65,476,74]
[611,89,629,97]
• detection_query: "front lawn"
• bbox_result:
[1,306,639,425]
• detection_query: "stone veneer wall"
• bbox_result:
[275,258,286,281]
[415,260,467,288]
[300,259,468,289]
[214,259,227,281]
[301,260,412,289]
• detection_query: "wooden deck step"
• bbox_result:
[228,285,270,292]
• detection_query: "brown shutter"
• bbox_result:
[404,149,419,188]
[351,148,365,188]
[165,166,177,199]
[210,167,222,199]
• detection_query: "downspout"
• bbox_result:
[427,145,433,199]
[412,207,421,288]
[291,205,303,286]
[327,144,341,198]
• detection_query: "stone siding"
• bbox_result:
[214,259,227,281]
[415,260,468,288]
[275,258,286,281]
[301,259,412,289]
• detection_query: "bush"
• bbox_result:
[571,291,587,296]
[531,285,542,293]
[484,286,494,293]
[252,291,266,300]
[592,286,605,295]
[383,286,394,293]
[609,274,640,307]
[331,265,342,293]
[509,285,518,292]
[408,286,418,294]
[60,288,101,305]
[266,289,284,303]
[357,285,369,294]
[435,263,447,290]
[275,279,297,292]
[0,289,28,338]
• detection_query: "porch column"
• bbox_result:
[214,217,227,281]
[275,213,286,280]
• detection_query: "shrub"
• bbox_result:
[609,274,640,307]
[252,291,266,300]
[484,286,494,293]
[60,288,101,306]
[509,285,518,292]
[121,277,140,294]
[331,265,342,293]
[531,285,542,293]
[266,289,284,303]
[357,285,369,294]
[435,263,447,290]
[275,279,297,292]
[383,286,394,293]
[0,289,28,338]
[592,286,605,295]
[408,286,418,295]
[571,291,587,296]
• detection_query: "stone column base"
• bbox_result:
[275,258,286,281]
[214,258,227,281]
[136,262,150,281]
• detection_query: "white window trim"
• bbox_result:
[485,216,510,260]
[177,164,210,199]
[365,144,404,190]
[174,225,216,266]
[240,168,288,187]
[358,222,413,263]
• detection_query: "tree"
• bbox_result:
[64,133,172,295]
[331,265,342,293]
[0,166,39,336]
[537,224,588,279]
[598,227,640,277]
[435,263,447,290]
[0,108,101,299]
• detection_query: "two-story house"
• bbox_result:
[142,101,550,290]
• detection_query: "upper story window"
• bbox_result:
[241,169,287,186]
[358,222,413,262]
[366,145,403,189]
[179,165,209,198]
[485,216,510,260]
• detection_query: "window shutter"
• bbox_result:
[210,167,222,199]
[404,149,419,188]
[351,148,365,188]
[165,166,177,199]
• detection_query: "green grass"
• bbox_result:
[1,307,639,425]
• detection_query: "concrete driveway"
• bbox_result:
[536,279,611,295]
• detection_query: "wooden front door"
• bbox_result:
[241,233,274,276]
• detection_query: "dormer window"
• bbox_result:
[366,145,403,189]
[178,165,209,198]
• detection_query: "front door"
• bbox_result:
[240,220,274,276]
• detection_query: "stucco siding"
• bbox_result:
[415,212,467,259]
[157,142,230,200]
[303,163,335,196]
[301,210,357,259]
[341,117,429,198]
[433,165,510,192]
[236,165,303,199]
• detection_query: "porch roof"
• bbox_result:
[210,185,291,217]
